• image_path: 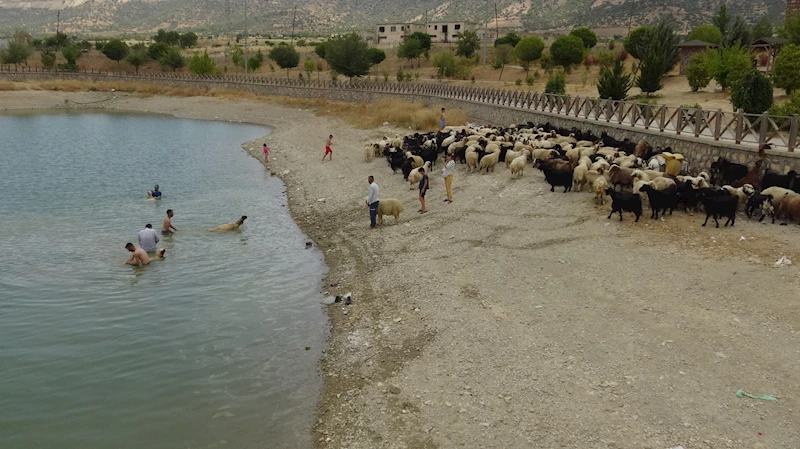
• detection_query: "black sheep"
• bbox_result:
[541,165,573,192]
[401,158,414,180]
[745,193,776,223]
[698,192,738,227]
[639,184,678,219]
[605,187,642,222]
[675,180,699,211]
[761,170,797,190]
[709,157,748,186]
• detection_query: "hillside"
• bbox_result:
[0,0,788,36]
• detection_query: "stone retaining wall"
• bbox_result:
[3,71,799,176]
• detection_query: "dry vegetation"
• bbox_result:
[0,79,467,131]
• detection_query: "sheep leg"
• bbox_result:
[702,214,710,227]
[634,212,641,222]
[608,209,614,219]
[619,210,624,221]
[563,185,569,193]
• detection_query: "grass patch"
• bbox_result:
[0,79,467,131]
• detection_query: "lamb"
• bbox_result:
[721,184,752,208]
[572,164,589,192]
[593,176,609,205]
[207,215,247,232]
[605,187,642,221]
[509,151,530,178]
[541,165,573,192]
[466,149,480,173]
[591,159,611,172]
[408,162,431,188]
[698,193,739,227]
[608,165,634,191]
[577,156,592,170]
[585,168,604,187]
[364,144,378,162]
[504,149,524,168]
[377,199,404,226]
[639,184,678,219]
[745,193,775,223]
[479,150,500,174]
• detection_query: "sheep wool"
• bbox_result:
[377,199,404,226]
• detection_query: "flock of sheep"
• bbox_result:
[362,122,800,228]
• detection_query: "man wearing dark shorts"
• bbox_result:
[418,167,429,214]
[162,209,178,235]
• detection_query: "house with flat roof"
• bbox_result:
[376,21,478,45]
[425,22,477,43]
[376,23,425,44]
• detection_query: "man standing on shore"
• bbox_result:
[138,223,160,253]
[162,209,178,235]
[322,134,333,162]
[441,153,455,203]
[366,175,379,229]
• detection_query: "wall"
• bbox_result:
[2,70,799,176]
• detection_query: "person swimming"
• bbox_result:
[162,209,178,235]
[147,184,162,199]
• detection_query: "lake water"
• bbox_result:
[0,112,327,449]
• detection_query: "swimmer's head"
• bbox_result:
[166,209,174,217]
[125,243,135,252]
[154,184,159,191]
[145,224,152,229]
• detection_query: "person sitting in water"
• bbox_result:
[162,209,178,235]
[147,184,162,199]
[124,243,165,265]
[138,223,160,253]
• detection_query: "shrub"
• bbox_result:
[495,33,521,47]
[296,39,307,47]
[41,50,56,69]
[396,68,405,82]
[304,57,315,79]
[188,50,218,75]
[688,25,723,45]
[706,45,752,91]
[455,30,481,58]
[453,57,474,80]
[595,49,616,68]
[570,27,598,49]
[583,54,597,66]
[550,35,585,68]
[731,70,773,113]
[433,51,455,77]
[619,49,629,61]
[772,43,800,94]
[686,53,712,92]
[314,41,330,59]
[608,40,616,51]
[367,47,386,65]
[515,78,522,86]
[545,70,566,94]
[159,47,186,71]
[514,36,544,73]
[526,74,535,85]
[539,52,554,70]
[148,42,170,60]
[769,90,800,117]
[0,39,33,68]
[95,40,106,51]
[60,44,81,66]
[596,58,633,100]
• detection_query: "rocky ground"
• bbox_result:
[3,90,800,449]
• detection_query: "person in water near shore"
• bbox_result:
[440,108,446,130]
[138,223,160,253]
[418,167,429,214]
[263,143,270,163]
[147,184,162,199]
[125,243,165,265]
[322,134,333,162]
[366,175,379,229]
[162,209,178,235]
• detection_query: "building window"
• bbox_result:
[455,24,461,30]
[379,26,385,32]
[434,25,438,30]
[452,35,458,39]
[390,26,396,32]
[401,26,405,31]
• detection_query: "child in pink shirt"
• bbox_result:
[263,143,270,163]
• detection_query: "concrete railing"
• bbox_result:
[1,66,798,153]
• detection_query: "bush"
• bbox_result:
[296,39,307,47]
[526,74,535,86]
[688,25,723,45]
[570,27,598,49]
[769,90,800,117]
[0,39,33,68]
[60,44,81,66]
[545,70,566,94]
[41,51,56,69]
[706,45,752,91]
[685,53,712,92]
[619,50,629,61]
[101,39,129,64]
[148,42,170,60]
[539,52,554,70]
[314,41,330,59]
[159,46,185,71]
[367,47,386,65]
[433,51,456,77]
[95,40,106,51]
[583,54,597,66]
[550,35,585,68]
[495,33,522,47]
[731,70,773,113]
[595,49,616,68]
[515,78,522,86]
[596,57,633,100]
[772,43,800,94]
[188,50,218,75]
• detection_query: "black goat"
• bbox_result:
[400,159,414,180]
[675,180,699,212]
[639,184,678,219]
[605,187,642,222]
[761,170,797,190]
[540,165,573,192]
[709,157,748,186]
[698,192,738,227]
[745,193,776,223]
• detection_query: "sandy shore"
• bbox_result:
[3,90,800,449]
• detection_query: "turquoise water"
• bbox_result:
[0,112,327,449]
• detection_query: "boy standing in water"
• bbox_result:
[147,184,162,199]
[322,135,333,162]
[263,143,270,163]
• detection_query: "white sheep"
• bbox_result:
[573,165,589,192]
[585,168,604,187]
[363,144,373,162]
[509,150,530,178]
[591,159,611,172]
[479,149,500,174]
[406,151,424,169]
[466,148,479,173]
[377,199,404,225]
[532,148,554,166]
[408,161,432,188]
[593,176,609,205]
[566,147,581,167]
[648,177,676,190]
[504,149,523,168]
[722,185,750,206]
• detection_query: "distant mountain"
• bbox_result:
[0,0,788,36]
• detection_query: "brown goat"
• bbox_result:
[733,159,764,190]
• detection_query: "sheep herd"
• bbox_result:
[362,122,800,228]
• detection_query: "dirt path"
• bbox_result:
[3,90,799,449]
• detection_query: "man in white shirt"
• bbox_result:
[138,224,160,253]
[366,175,379,229]
[441,153,456,203]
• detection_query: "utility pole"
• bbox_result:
[244,0,248,74]
[57,10,60,35]
[291,5,297,43]
[628,0,635,33]
[483,21,488,68]
[494,1,500,40]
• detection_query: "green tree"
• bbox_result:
[188,50,218,75]
[408,31,432,52]
[623,26,653,60]
[159,46,186,71]
[770,89,800,117]
[725,15,751,47]
[398,36,423,68]
[304,57,315,79]
[231,44,246,68]
[0,38,33,69]
[367,47,386,65]
[494,33,521,47]
[179,32,198,48]
[550,34,585,68]
[731,69,773,113]
[634,19,680,95]
[493,43,515,80]
[45,32,69,49]
[95,40,106,51]
[570,27,598,49]
[125,49,148,73]
[545,70,566,94]
[713,3,731,37]
[314,41,330,59]
[325,33,371,79]
[706,45,752,91]
[13,30,33,46]
[268,44,300,79]
[101,39,130,65]
[772,43,800,94]
[59,44,81,71]
[782,14,800,45]
[751,16,773,41]
[148,42,170,60]
[247,55,262,71]
[433,51,456,77]
[688,25,723,45]
[41,49,56,69]
[153,29,180,46]
[78,40,92,51]
[685,52,712,91]
[514,35,544,74]
[596,58,633,100]
[456,30,481,58]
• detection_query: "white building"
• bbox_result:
[376,21,478,45]
[425,22,477,44]
[376,23,425,44]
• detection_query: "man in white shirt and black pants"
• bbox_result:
[366,175,379,229]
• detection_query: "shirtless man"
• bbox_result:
[321,134,333,162]
[439,108,446,130]
[124,243,151,265]
[162,209,178,235]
